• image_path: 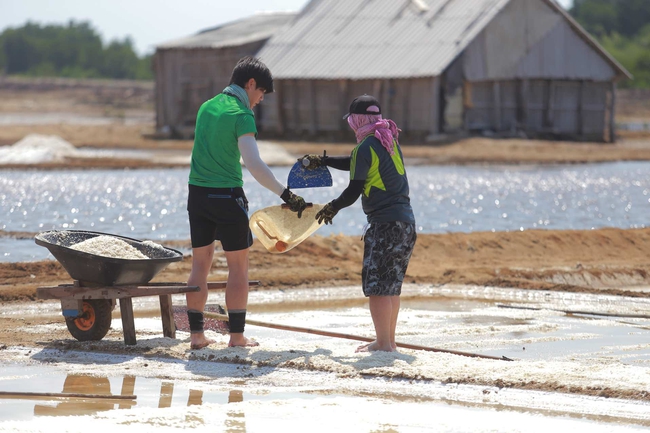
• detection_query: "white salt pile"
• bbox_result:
[70,235,149,259]
[0,134,79,164]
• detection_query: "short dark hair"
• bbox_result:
[229,56,274,94]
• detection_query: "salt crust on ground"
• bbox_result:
[2,284,648,419]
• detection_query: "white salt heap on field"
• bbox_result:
[0,134,79,164]
[70,235,148,259]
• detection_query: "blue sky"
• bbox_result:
[1,0,574,56]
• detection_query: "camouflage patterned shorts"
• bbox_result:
[362,221,417,297]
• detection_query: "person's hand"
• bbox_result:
[298,151,327,170]
[281,188,308,218]
[315,202,338,225]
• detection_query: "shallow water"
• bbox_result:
[0,365,647,432]
[1,161,649,262]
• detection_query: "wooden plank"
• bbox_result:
[38,281,261,300]
[545,80,555,129]
[309,80,318,134]
[339,79,348,132]
[578,80,585,138]
[37,285,201,300]
[519,79,529,130]
[609,81,616,142]
[119,298,136,346]
[430,76,440,135]
[275,80,286,135]
[159,294,175,339]
[493,81,501,131]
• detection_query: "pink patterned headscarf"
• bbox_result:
[347,110,401,155]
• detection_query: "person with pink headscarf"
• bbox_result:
[300,94,417,352]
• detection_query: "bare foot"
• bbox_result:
[190,335,215,350]
[228,335,259,347]
[355,341,395,353]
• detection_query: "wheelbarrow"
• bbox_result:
[34,230,259,345]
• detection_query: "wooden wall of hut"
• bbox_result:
[260,77,441,142]
[154,40,266,137]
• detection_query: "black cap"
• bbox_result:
[342,94,381,119]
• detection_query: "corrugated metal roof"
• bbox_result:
[256,0,630,80]
[256,0,512,79]
[156,12,296,50]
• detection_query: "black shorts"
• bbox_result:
[187,185,253,251]
[362,221,417,297]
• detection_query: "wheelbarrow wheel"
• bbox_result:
[65,299,112,341]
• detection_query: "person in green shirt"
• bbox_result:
[186,56,306,349]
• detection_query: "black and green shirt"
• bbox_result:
[350,136,415,224]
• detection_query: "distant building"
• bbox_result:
[155,0,631,142]
[153,12,295,138]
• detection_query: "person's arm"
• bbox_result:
[324,155,351,171]
[315,179,364,225]
[239,133,308,217]
[331,179,364,210]
[238,134,285,196]
[298,153,351,171]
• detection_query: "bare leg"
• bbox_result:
[356,296,396,352]
[187,243,216,349]
[390,296,400,350]
[224,248,258,347]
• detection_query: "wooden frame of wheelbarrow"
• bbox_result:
[37,280,260,345]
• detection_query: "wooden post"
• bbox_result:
[430,76,441,136]
[609,81,617,143]
[293,79,301,133]
[402,80,411,131]
[159,294,175,339]
[519,79,529,133]
[275,80,286,135]
[578,80,585,139]
[119,298,136,346]
[493,81,501,132]
[546,80,555,131]
[339,79,348,132]
[463,81,472,131]
[372,79,382,98]
[310,80,318,135]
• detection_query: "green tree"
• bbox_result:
[101,37,139,79]
[0,21,152,80]
[570,0,650,88]
[570,0,618,37]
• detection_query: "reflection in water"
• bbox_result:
[159,381,173,408]
[33,374,129,417]
[226,390,246,433]
[187,389,203,406]
[29,374,245,420]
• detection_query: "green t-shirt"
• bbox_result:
[188,93,257,188]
